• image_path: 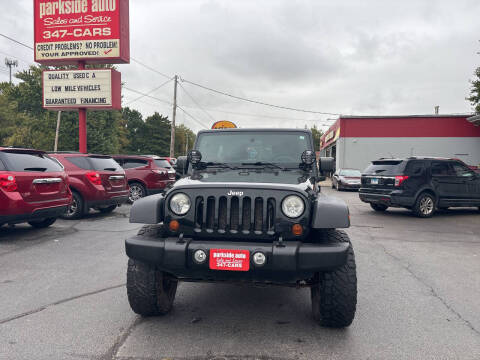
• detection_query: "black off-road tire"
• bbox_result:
[126,225,177,316]
[311,230,357,328]
[413,192,436,218]
[28,217,57,228]
[61,191,84,220]
[370,203,388,212]
[98,205,117,214]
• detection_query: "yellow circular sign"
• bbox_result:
[211,121,237,129]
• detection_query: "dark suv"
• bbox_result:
[359,157,480,217]
[50,153,129,219]
[112,155,176,202]
[125,129,357,328]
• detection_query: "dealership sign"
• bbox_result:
[43,69,121,110]
[34,0,130,64]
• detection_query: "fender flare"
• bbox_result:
[311,194,350,229]
[129,193,165,224]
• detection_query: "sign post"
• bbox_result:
[34,0,129,153]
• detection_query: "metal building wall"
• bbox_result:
[336,137,480,171]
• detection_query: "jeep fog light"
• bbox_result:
[194,250,207,264]
[253,252,266,266]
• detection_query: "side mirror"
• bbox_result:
[176,156,188,176]
[319,157,334,173]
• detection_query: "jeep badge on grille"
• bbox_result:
[227,190,244,197]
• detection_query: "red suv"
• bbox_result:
[0,148,71,228]
[112,155,176,202]
[50,153,129,219]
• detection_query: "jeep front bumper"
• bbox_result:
[125,236,350,283]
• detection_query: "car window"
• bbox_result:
[451,162,474,177]
[405,161,425,176]
[363,160,404,175]
[88,157,121,171]
[1,151,63,172]
[154,159,172,169]
[67,156,92,170]
[431,162,454,176]
[123,159,149,169]
[339,169,361,177]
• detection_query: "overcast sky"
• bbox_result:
[1,0,479,133]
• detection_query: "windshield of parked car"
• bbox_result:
[340,169,361,177]
[154,159,173,169]
[363,160,405,175]
[196,131,312,167]
[1,151,63,172]
[88,156,122,171]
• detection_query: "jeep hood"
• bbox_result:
[172,170,314,194]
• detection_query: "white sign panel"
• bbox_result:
[43,69,119,109]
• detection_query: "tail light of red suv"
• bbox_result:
[86,171,102,185]
[0,174,18,192]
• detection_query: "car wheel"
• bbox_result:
[28,217,57,229]
[370,203,388,212]
[98,205,117,214]
[127,225,177,316]
[413,192,436,218]
[128,182,146,203]
[61,191,84,220]
[311,230,357,328]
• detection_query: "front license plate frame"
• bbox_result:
[209,249,250,272]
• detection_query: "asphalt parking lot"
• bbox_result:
[1,187,479,360]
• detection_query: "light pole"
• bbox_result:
[4,58,18,84]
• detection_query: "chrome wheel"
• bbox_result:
[419,196,434,215]
[67,198,78,217]
[129,184,144,202]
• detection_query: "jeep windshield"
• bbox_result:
[196,131,313,168]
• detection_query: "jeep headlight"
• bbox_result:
[170,193,191,215]
[281,195,305,218]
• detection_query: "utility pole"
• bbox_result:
[185,133,189,155]
[5,58,18,84]
[54,111,61,152]
[170,75,178,158]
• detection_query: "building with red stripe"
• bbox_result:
[320,115,480,172]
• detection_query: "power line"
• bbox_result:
[130,58,172,79]
[0,33,34,50]
[123,86,208,129]
[181,78,342,116]
[124,77,174,106]
[123,87,173,106]
[178,82,217,123]
[177,105,209,129]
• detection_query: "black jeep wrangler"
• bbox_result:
[125,129,357,328]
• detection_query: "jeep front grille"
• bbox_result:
[194,196,276,235]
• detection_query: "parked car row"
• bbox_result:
[0,148,178,228]
[331,157,480,218]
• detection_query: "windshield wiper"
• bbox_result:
[103,167,117,171]
[241,162,289,171]
[201,162,238,170]
[24,167,47,172]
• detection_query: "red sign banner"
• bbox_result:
[34,0,130,65]
[209,249,250,272]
